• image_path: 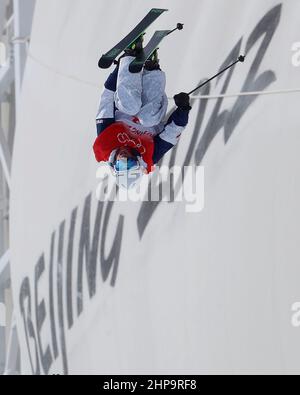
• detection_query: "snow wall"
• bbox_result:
[10,0,300,374]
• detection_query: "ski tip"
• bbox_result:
[150,8,169,13]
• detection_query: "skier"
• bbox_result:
[93,37,192,189]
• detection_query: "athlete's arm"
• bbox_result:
[153,96,191,164]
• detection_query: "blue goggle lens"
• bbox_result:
[114,158,138,172]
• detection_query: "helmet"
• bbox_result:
[108,149,146,190]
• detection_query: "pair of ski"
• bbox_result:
[98,8,183,73]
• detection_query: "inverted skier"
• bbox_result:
[93,36,192,189]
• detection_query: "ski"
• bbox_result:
[98,8,168,69]
[129,30,171,73]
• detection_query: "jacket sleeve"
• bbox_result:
[152,107,190,164]
[95,67,119,136]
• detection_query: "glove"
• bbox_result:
[174,92,192,111]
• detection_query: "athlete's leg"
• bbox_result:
[95,65,119,135]
[114,56,143,116]
[137,68,168,127]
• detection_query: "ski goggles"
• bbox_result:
[114,158,139,173]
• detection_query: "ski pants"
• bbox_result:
[114,56,168,127]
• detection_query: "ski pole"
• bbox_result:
[188,55,245,96]
[152,24,184,54]
[167,23,184,36]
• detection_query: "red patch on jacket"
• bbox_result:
[93,121,155,173]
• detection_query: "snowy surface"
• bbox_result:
[10,0,300,374]
[0,303,5,327]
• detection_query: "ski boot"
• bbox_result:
[144,49,161,71]
[114,34,144,66]
[124,34,145,57]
